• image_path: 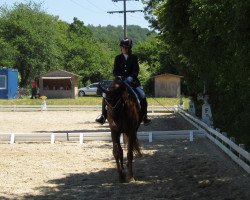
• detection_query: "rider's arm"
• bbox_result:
[113,56,122,77]
[132,55,139,79]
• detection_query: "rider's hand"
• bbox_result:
[126,76,133,83]
[116,76,123,80]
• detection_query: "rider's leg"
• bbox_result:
[95,98,107,124]
[136,86,151,126]
[140,98,151,125]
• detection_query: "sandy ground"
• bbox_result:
[0,111,195,133]
[0,140,249,200]
[0,111,249,199]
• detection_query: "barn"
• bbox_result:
[0,68,18,99]
[39,70,80,99]
[154,73,182,98]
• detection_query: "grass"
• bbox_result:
[0,96,189,109]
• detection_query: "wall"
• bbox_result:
[155,75,181,97]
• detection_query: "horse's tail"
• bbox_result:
[132,135,142,157]
[124,131,142,157]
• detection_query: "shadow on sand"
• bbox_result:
[2,141,247,200]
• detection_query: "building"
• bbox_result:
[39,70,80,99]
[0,68,18,99]
[154,73,182,97]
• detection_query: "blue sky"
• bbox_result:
[0,0,150,29]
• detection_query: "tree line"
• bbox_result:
[142,0,250,149]
[0,2,152,88]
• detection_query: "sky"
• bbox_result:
[0,0,150,29]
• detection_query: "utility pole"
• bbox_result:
[107,0,143,38]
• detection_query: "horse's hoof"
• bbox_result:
[128,177,135,183]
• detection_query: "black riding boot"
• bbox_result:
[95,98,107,125]
[141,98,151,126]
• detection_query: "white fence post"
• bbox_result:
[230,137,235,151]
[10,133,15,144]
[79,133,84,145]
[51,133,55,144]
[189,130,194,142]
[148,132,152,143]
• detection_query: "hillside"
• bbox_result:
[87,24,151,54]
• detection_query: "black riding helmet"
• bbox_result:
[120,38,133,49]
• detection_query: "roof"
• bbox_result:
[154,73,183,79]
[40,69,81,78]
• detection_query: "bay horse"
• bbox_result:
[98,77,143,182]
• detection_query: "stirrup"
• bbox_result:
[95,115,106,125]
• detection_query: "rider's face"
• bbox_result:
[121,47,129,54]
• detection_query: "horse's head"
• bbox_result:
[98,77,125,108]
[99,76,140,110]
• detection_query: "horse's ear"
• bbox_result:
[98,83,108,94]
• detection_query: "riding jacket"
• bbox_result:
[113,53,141,87]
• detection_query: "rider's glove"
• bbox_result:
[116,76,123,80]
[126,76,133,83]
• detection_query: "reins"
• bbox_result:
[104,97,123,110]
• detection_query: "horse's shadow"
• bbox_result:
[18,144,178,199]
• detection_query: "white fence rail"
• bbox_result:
[177,108,250,174]
[0,105,175,112]
[0,130,204,144]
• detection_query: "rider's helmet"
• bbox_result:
[120,38,133,49]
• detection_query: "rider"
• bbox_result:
[95,37,151,126]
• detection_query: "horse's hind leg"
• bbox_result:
[112,134,125,182]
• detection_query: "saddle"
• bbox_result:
[123,80,141,110]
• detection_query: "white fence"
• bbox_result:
[0,130,205,143]
[177,107,250,174]
[0,104,249,173]
[0,105,175,112]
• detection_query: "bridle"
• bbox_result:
[104,97,123,110]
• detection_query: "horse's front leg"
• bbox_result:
[112,132,125,182]
[127,138,135,182]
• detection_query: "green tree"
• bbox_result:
[144,0,250,148]
[64,18,113,85]
[0,2,61,87]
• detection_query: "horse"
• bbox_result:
[98,77,143,182]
